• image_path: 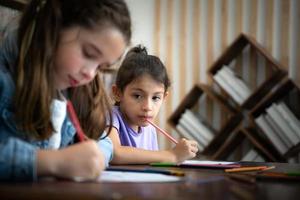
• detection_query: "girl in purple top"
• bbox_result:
[108,45,198,164]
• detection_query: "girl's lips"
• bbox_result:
[141,116,152,122]
[69,76,79,87]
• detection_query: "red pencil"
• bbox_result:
[67,100,86,142]
[146,119,178,144]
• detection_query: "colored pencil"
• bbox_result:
[260,166,276,171]
[146,119,178,144]
[225,166,268,173]
[67,100,86,142]
[256,171,300,181]
[150,162,241,169]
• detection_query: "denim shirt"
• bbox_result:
[0,30,113,181]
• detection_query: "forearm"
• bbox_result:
[111,146,177,164]
[107,127,177,165]
[97,136,114,167]
[37,140,105,180]
[36,150,59,177]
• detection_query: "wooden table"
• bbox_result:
[1,162,300,199]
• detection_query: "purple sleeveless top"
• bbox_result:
[111,106,159,150]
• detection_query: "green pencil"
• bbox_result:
[150,162,177,167]
[286,172,300,177]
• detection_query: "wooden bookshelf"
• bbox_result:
[213,126,285,162]
[211,126,245,160]
[244,127,286,162]
[208,33,287,110]
[168,33,297,162]
[249,78,300,160]
[168,83,242,158]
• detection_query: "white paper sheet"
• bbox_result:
[97,171,181,183]
[181,160,237,165]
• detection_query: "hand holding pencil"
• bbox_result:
[146,119,199,163]
[171,138,199,163]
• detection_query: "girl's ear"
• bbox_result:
[112,84,121,102]
[164,91,169,98]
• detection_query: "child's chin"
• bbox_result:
[139,122,149,127]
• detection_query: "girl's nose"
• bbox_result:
[142,99,152,111]
[81,66,97,81]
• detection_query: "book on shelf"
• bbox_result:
[184,109,215,142]
[175,123,204,151]
[266,104,299,146]
[255,114,289,155]
[218,68,243,100]
[178,115,208,147]
[221,65,252,99]
[253,154,265,162]
[214,70,244,104]
[241,149,258,161]
[241,149,266,162]
[275,102,300,140]
[264,114,293,149]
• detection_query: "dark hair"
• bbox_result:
[14,0,131,139]
[116,45,171,93]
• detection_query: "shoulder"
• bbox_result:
[111,106,121,117]
[110,106,123,130]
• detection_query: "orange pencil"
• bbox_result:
[260,166,276,171]
[225,166,268,173]
[146,119,178,144]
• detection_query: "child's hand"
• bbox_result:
[170,138,198,163]
[56,140,105,180]
[37,140,105,180]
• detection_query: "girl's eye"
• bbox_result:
[83,48,98,59]
[152,96,161,102]
[132,94,142,99]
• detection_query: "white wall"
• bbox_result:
[125,0,155,54]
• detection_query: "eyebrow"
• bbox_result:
[87,43,102,56]
[131,88,144,92]
[89,43,125,67]
[131,88,164,95]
